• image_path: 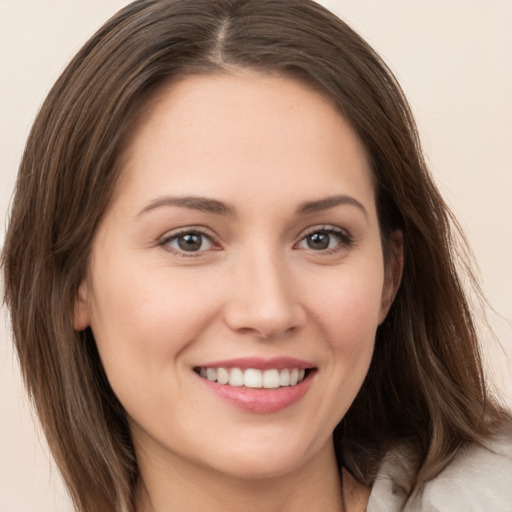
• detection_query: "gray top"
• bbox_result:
[366,424,512,511]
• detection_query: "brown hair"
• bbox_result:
[2,1,506,510]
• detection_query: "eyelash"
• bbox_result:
[159,227,219,257]
[159,225,354,257]
[295,226,354,254]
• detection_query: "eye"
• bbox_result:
[162,230,215,254]
[296,227,353,252]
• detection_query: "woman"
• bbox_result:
[2,1,511,511]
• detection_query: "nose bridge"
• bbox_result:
[224,242,303,338]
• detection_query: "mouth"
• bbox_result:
[193,357,316,413]
[193,366,313,389]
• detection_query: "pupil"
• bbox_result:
[308,232,329,250]
[178,233,202,251]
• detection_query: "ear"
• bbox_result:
[73,281,91,331]
[379,230,404,324]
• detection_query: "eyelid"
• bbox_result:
[294,224,354,252]
[297,224,352,240]
[158,226,221,256]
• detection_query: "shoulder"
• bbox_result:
[367,422,512,512]
[410,424,512,512]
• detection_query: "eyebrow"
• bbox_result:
[138,196,236,217]
[296,195,368,220]
[137,193,368,219]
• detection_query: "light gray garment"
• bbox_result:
[366,426,512,511]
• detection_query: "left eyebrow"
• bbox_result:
[137,195,236,217]
[296,194,369,220]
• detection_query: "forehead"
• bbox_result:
[114,71,375,216]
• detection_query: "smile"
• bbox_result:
[195,367,308,389]
[193,357,316,413]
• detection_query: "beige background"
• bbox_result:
[1,1,511,510]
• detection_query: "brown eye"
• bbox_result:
[306,232,330,250]
[297,227,353,252]
[179,233,202,251]
[164,231,214,253]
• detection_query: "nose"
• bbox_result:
[223,249,305,339]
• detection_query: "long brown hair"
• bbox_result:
[2,1,505,510]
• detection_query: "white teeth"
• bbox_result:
[263,369,280,389]
[216,367,229,385]
[244,368,263,388]
[279,368,290,386]
[198,367,308,388]
[229,367,244,387]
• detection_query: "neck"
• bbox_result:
[135,438,345,512]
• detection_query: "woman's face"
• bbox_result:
[75,72,399,482]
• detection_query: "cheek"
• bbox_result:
[296,263,384,434]
[308,260,384,385]
[88,261,222,389]
[310,262,385,338]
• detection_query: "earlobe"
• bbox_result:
[73,281,91,331]
[379,230,404,324]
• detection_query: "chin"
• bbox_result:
[197,431,329,481]
[212,453,307,481]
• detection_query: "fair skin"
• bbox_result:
[75,72,401,512]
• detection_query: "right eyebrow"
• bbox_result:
[296,194,369,221]
[137,195,237,217]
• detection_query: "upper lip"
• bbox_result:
[195,357,315,370]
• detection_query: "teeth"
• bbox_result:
[244,369,263,388]
[229,368,244,387]
[279,368,290,386]
[217,367,229,385]
[197,367,308,388]
[263,369,280,389]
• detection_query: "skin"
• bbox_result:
[75,72,402,512]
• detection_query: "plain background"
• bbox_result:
[1,1,511,510]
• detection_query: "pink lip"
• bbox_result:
[194,359,316,414]
[195,356,314,370]
[198,376,313,413]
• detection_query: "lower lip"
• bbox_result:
[197,373,313,413]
